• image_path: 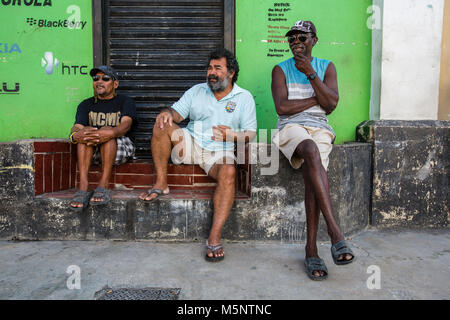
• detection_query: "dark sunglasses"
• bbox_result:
[92,75,112,82]
[287,34,312,43]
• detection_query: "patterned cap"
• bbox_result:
[285,20,317,37]
[89,65,119,80]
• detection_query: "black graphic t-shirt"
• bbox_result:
[75,94,137,141]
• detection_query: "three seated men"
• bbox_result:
[67,23,354,276]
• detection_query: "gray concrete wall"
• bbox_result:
[357,120,449,228]
[0,140,34,201]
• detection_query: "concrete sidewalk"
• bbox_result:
[0,227,448,300]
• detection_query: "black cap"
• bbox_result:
[285,20,317,37]
[89,65,119,80]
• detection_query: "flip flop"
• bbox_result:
[205,240,225,262]
[331,240,355,265]
[90,187,112,206]
[140,188,169,202]
[304,257,328,281]
[70,190,93,211]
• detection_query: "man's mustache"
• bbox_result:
[207,75,219,81]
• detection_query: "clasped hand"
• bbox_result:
[212,125,235,142]
[74,126,114,146]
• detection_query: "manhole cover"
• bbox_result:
[94,287,181,300]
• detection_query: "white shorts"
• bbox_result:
[272,124,334,170]
[171,128,236,175]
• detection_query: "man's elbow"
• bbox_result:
[116,121,132,137]
[123,125,132,135]
[324,99,338,114]
[275,105,286,116]
[325,93,339,112]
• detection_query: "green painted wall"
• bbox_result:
[1,1,371,144]
[236,0,372,143]
[0,0,93,142]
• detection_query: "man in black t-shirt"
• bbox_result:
[69,66,136,210]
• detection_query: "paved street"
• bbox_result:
[0,227,449,300]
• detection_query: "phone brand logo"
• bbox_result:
[41,51,59,74]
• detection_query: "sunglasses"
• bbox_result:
[92,75,113,82]
[287,34,313,43]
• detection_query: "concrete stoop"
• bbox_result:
[0,142,372,242]
[1,120,448,241]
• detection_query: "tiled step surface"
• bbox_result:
[77,162,218,191]
[33,141,77,196]
[41,188,250,201]
[33,141,251,197]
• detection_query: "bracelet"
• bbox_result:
[69,131,78,144]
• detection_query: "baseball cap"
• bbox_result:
[89,65,119,80]
[285,20,317,37]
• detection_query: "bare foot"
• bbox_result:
[305,244,325,278]
[139,186,170,201]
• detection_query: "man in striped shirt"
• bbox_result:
[271,20,355,281]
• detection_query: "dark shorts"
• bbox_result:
[92,136,135,165]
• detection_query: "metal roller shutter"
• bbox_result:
[104,0,225,160]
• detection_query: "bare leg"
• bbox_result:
[91,139,117,202]
[303,175,325,277]
[70,143,94,208]
[139,122,183,201]
[296,139,352,261]
[205,160,236,259]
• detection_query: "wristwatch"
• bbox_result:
[307,72,317,81]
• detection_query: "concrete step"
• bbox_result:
[1,142,372,242]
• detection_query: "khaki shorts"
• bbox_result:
[171,128,236,175]
[272,124,334,170]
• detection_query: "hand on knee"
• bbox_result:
[218,165,236,185]
[153,122,169,136]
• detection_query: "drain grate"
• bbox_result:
[94,287,181,300]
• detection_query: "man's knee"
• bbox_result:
[217,164,236,185]
[101,138,117,148]
[153,123,183,147]
[153,122,171,138]
[77,142,94,156]
[296,140,321,166]
[99,139,118,159]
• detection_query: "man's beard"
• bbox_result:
[94,85,115,100]
[95,85,107,96]
[95,86,114,96]
[207,74,230,92]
